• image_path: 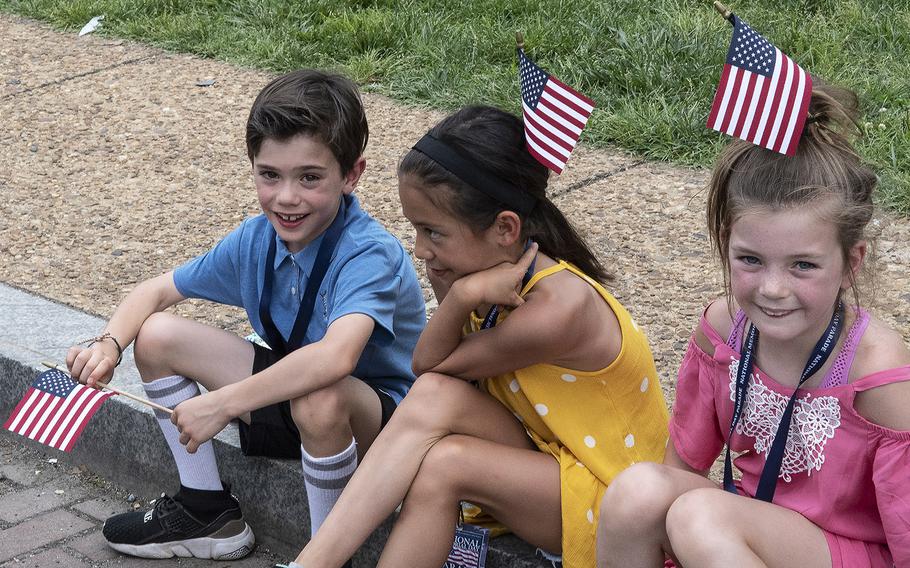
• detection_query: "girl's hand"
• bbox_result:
[457,242,539,308]
[66,343,117,388]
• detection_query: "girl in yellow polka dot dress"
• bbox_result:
[294,106,669,568]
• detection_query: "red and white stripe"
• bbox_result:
[523,78,594,174]
[708,48,811,156]
[4,384,113,451]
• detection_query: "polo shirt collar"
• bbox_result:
[272,232,324,276]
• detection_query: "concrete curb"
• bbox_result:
[0,283,549,566]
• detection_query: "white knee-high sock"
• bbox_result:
[143,375,223,491]
[300,439,357,537]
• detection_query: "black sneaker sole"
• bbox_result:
[106,519,255,560]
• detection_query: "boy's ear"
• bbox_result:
[842,239,867,290]
[342,157,367,195]
[491,210,522,247]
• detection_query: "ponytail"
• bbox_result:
[525,198,610,283]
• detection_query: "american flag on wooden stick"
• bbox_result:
[4,369,114,452]
[519,48,594,174]
[707,14,812,156]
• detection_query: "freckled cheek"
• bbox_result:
[729,269,758,298]
[800,283,841,312]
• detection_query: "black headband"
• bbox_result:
[412,134,537,216]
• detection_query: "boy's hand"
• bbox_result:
[66,344,118,388]
[172,390,232,453]
[456,242,538,309]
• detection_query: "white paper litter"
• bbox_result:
[78,15,104,37]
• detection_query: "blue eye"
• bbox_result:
[425,228,442,240]
[795,261,817,270]
[301,174,320,183]
[739,255,760,265]
[259,170,279,180]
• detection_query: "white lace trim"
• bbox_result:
[727,358,841,482]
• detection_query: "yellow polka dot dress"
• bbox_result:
[466,261,669,568]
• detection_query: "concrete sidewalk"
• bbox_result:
[0,431,283,567]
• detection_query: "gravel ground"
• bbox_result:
[1,13,908,408]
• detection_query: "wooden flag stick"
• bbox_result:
[713,1,733,21]
[41,361,173,415]
[516,31,524,50]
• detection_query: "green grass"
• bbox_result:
[3,0,908,212]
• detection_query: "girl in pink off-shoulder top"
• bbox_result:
[596,82,910,568]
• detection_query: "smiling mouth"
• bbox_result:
[759,307,795,318]
[276,213,306,222]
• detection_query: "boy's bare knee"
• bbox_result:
[600,462,676,533]
[290,381,350,440]
[134,312,183,379]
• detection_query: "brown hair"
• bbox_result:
[706,81,877,306]
[245,69,368,175]
[399,105,611,284]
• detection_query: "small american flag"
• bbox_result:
[445,521,488,568]
[446,546,480,567]
[707,14,812,156]
[519,48,595,174]
[4,369,114,452]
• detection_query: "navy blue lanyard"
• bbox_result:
[723,301,844,501]
[480,241,538,330]
[257,196,348,357]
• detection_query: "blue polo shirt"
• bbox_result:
[173,195,425,403]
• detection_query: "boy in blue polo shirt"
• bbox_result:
[66,69,426,561]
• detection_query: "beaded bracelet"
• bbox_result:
[77,332,123,367]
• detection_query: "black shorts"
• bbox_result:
[237,342,397,460]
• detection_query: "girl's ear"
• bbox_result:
[841,240,867,290]
[491,210,522,247]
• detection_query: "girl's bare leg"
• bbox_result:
[667,487,832,568]
[296,373,537,567]
[596,463,832,568]
[596,462,715,568]
[377,433,561,568]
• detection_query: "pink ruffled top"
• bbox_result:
[669,307,910,564]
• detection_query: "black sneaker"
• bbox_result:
[102,492,255,560]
